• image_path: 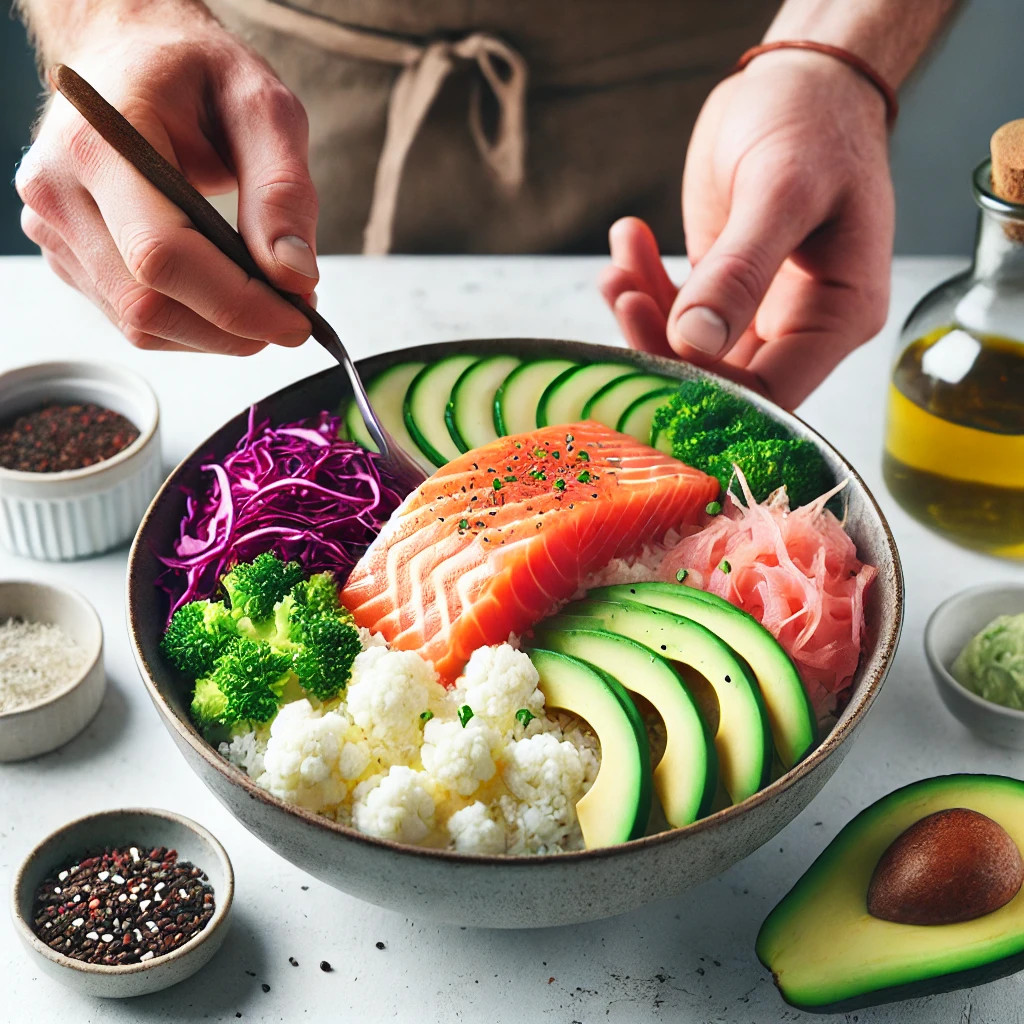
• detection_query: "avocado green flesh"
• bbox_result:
[561,598,772,804]
[756,775,1024,1013]
[591,583,817,769]
[528,648,652,848]
[532,626,717,826]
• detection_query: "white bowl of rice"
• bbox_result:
[0,580,105,761]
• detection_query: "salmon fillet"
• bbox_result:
[341,423,720,683]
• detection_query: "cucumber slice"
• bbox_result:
[616,386,679,446]
[533,626,717,827]
[347,362,427,468]
[528,648,653,848]
[494,359,577,436]
[404,355,480,467]
[537,362,635,428]
[445,354,521,452]
[581,373,677,430]
[561,597,773,805]
[593,583,818,769]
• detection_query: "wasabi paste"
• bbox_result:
[952,612,1024,710]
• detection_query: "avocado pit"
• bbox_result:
[867,807,1024,925]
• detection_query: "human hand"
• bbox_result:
[599,49,894,409]
[16,1,318,354]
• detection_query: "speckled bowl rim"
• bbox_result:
[127,338,903,867]
[0,580,103,719]
[924,582,1024,722]
[10,807,233,977]
[0,360,159,484]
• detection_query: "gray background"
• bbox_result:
[0,0,1021,256]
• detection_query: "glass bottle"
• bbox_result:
[883,160,1024,558]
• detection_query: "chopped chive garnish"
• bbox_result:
[504,475,517,483]
[675,568,689,583]
[705,501,722,516]
[420,710,434,722]
[576,450,589,462]
[576,470,591,483]
[492,478,503,491]
[553,479,566,491]
[719,560,731,574]
[458,519,469,530]
[458,705,474,728]
[514,442,522,449]
[530,469,546,481]
[552,451,560,459]
[534,447,547,458]
[516,708,535,727]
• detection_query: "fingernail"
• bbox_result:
[308,290,318,310]
[673,306,729,356]
[273,235,318,279]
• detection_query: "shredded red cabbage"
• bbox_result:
[157,408,403,620]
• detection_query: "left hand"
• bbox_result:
[599,49,895,409]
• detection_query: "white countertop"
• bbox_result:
[2,254,1022,1024]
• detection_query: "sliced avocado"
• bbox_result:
[532,626,717,827]
[757,775,1024,1013]
[560,598,772,805]
[528,648,652,848]
[591,583,817,769]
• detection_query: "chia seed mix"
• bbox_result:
[31,845,214,965]
[0,403,139,473]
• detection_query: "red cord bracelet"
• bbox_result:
[733,41,899,128]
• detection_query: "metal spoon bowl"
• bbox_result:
[49,64,428,494]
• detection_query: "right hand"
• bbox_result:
[16,3,319,354]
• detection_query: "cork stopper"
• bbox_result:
[991,120,1024,203]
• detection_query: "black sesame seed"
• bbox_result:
[261,983,271,993]
[320,960,333,972]
[375,941,386,950]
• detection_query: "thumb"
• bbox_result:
[669,179,818,363]
[222,79,320,293]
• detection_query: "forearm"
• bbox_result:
[15,0,214,67]
[765,0,958,86]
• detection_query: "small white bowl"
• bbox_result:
[0,360,163,560]
[0,579,105,762]
[925,583,1024,749]
[11,808,233,998]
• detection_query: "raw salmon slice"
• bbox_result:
[341,423,720,683]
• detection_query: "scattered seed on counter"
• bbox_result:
[261,983,271,993]
[320,960,333,973]
[289,956,299,967]
[30,845,215,965]
[375,941,386,950]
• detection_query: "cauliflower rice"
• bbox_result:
[221,638,601,855]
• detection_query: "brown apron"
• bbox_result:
[209,0,776,255]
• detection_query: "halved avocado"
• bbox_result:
[528,648,652,848]
[591,583,817,769]
[757,775,1024,1013]
[532,626,717,826]
[561,598,772,804]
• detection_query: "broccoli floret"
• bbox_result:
[190,675,230,731]
[291,613,362,702]
[290,571,344,618]
[705,437,833,506]
[161,600,240,677]
[202,637,293,727]
[652,379,747,439]
[222,552,305,623]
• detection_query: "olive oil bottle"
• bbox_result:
[884,122,1024,558]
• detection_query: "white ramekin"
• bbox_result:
[0,361,163,560]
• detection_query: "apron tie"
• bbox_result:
[216,0,527,254]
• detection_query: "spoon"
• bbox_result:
[49,64,428,494]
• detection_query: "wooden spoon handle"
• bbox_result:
[49,64,269,284]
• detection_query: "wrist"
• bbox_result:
[21,0,216,70]
[737,46,892,129]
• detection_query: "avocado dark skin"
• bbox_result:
[756,775,1024,1014]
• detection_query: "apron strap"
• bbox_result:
[216,0,528,254]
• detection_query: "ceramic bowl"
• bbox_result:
[10,807,233,998]
[126,338,903,928]
[0,579,105,762]
[926,583,1024,749]
[0,360,163,560]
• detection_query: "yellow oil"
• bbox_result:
[883,326,1024,557]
